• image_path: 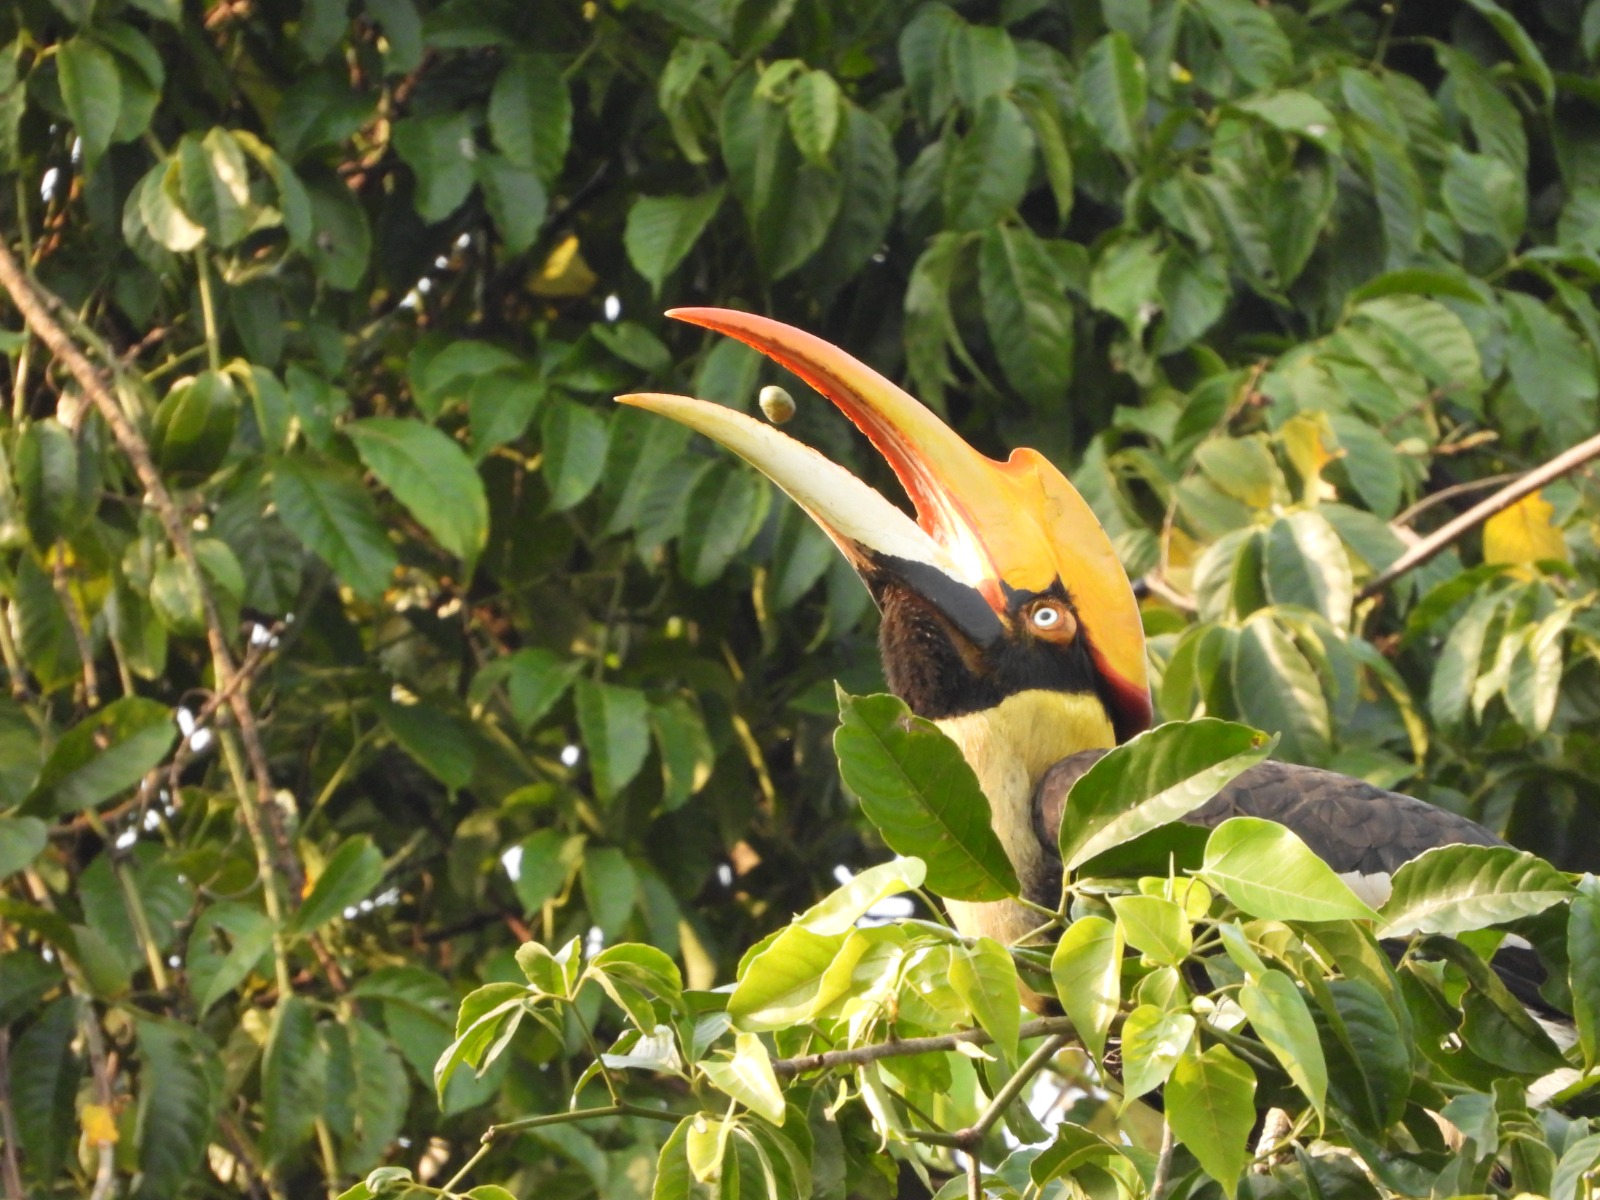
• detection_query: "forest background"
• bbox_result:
[3,0,1600,1197]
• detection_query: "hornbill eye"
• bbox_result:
[1025,600,1075,643]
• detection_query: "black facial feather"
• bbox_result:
[876,580,1106,720]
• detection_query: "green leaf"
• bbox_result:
[376,698,476,789]
[502,647,582,731]
[58,36,122,171]
[291,836,386,935]
[476,155,547,254]
[131,1017,217,1199]
[979,224,1075,406]
[509,829,574,914]
[787,70,842,166]
[701,1031,786,1124]
[272,456,397,601]
[949,936,1021,1063]
[541,399,611,511]
[649,695,714,810]
[1014,85,1073,225]
[392,112,475,222]
[728,925,848,1029]
[1109,894,1192,966]
[1460,0,1554,105]
[1238,970,1326,1118]
[1201,818,1380,922]
[16,418,83,550]
[0,816,48,877]
[1194,0,1291,88]
[624,188,725,295]
[1058,718,1273,871]
[488,53,572,182]
[833,691,1019,902]
[795,857,926,936]
[1502,292,1599,450]
[1090,232,1165,339]
[1231,616,1330,764]
[1571,876,1600,1069]
[946,26,1014,111]
[582,846,638,941]
[262,995,327,1162]
[1119,1005,1194,1100]
[29,698,178,814]
[347,418,489,574]
[1376,844,1574,938]
[1079,32,1145,157]
[176,130,255,248]
[943,95,1034,232]
[1441,146,1524,253]
[720,72,843,279]
[336,1017,409,1175]
[1050,916,1122,1061]
[574,680,651,802]
[12,996,81,1185]
[1264,512,1354,627]
[152,370,241,484]
[677,460,770,586]
[1166,1045,1257,1200]
[186,901,275,1015]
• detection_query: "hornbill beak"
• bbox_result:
[618,308,1152,739]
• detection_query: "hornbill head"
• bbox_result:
[621,309,1151,945]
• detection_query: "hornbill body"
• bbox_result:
[620,309,1507,954]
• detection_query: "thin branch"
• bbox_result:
[0,1030,25,1200]
[967,1151,982,1200]
[1359,429,1600,600]
[0,238,300,911]
[772,1017,1077,1079]
[1150,1122,1176,1200]
[967,1034,1068,1147]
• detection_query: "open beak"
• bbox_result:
[617,308,1152,738]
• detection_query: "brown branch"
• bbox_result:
[1150,1121,1176,1200]
[0,1030,24,1200]
[0,243,299,896]
[1358,429,1600,600]
[772,1016,1077,1080]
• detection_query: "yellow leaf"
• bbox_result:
[1277,412,1341,503]
[1483,490,1569,570]
[81,1103,119,1145]
[529,234,597,298]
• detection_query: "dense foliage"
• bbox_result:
[2,0,1600,1196]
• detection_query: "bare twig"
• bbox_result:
[0,1030,25,1200]
[772,1016,1077,1079]
[1359,429,1600,600]
[1150,1121,1176,1200]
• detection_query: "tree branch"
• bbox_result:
[772,1016,1077,1079]
[1359,429,1600,600]
[0,241,301,964]
[0,1030,24,1200]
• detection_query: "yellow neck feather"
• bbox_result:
[934,690,1116,947]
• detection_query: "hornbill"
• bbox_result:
[619,308,1507,955]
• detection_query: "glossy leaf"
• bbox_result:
[1058,718,1273,870]
[833,691,1019,901]
[1201,818,1380,922]
[1050,916,1122,1061]
[1166,1045,1258,1199]
[1377,844,1574,938]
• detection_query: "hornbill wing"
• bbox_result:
[1032,752,1504,883]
